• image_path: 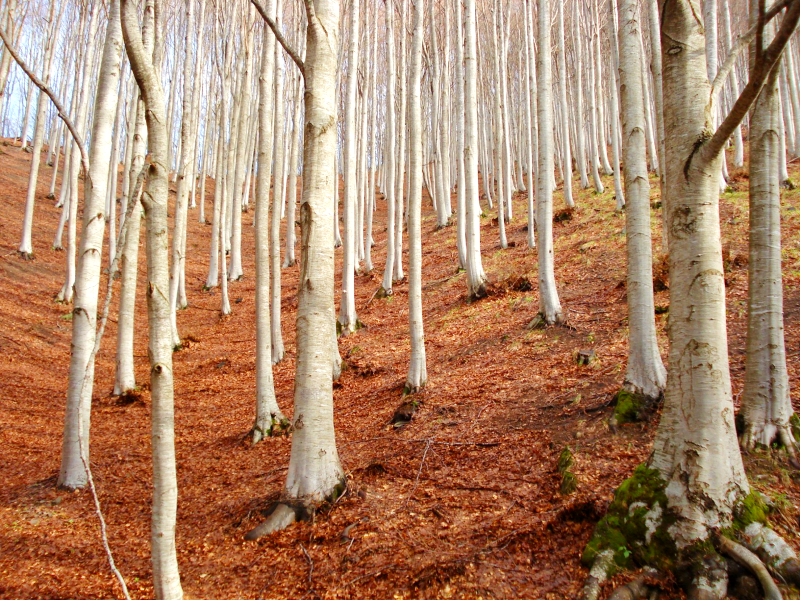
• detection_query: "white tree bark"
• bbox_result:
[253,1,284,443]
[58,0,124,491]
[338,0,359,334]
[536,0,563,325]
[381,0,397,295]
[556,0,574,209]
[406,0,426,393]
[121,0,184,595]
[464,0,487,298]
[741,26,796,455]
[617,0,666,401]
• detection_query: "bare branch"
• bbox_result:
[705,0,800,161]
[250,0,305,77]
[0,24,91,180]
[708,0,794,111]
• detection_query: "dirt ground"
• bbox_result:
[0,138,798,599]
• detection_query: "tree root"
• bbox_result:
[608,568,658,599]
[739,522,800,588]
[581,549,614,600]
[716,535,782,600]
[244,503,298,540]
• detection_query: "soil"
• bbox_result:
[0,138,798,599]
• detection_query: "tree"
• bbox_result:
[463,0,487,299]
[338,0,359,334]
[247,0,344,538]
[58,0,124,491]
[121,0,183,594]
[406,0,426,394]
[535,0,563,325]
[740,20,798,458]
[616,0,665,404]
[583,1,800,595]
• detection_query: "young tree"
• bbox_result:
[338,0,359,334]
[405,0,426,393]
[535,0,563,325]
[463,0,487,299]
[55,0,124,489]
[121,0,183,594]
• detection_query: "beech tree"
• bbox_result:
[247,0,344,538]
[583,1,800,595]
[121,0,183,594]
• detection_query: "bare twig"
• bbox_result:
[298,542,314,584]
[344,436,500,447]
[0,25,91,180]
[401,439,432,507]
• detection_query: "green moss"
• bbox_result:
[791,413,800,443]
[560,471,578,495]
[582,464,676,572]
[733,492,769,531]
[557,446,574,475]
[613,389,647,425]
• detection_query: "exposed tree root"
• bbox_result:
[740,522,800,588]
[244,503,298,540]
[608,569,653,599]
[716,535,783,599]
[581,549,614,600]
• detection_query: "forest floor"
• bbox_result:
[0,138,798,599]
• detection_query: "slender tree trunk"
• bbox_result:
[556,0,574,208]
[464,0,487,298]
[536,0,563,325]
[617,0,666,401]
[58,0,124,491]
[338,0,360,334]
[741,27,797,456]
[381,0,397,295]
[406,0,426,393]
[253,0,284,443]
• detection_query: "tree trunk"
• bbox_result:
[406,0,426,394]
[617,0,666,401]
[535,0,563,325]
[58,0,124,491]
[741,27,797,456]
[121,0,184,595]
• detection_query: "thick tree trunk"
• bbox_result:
[650,0,749,559]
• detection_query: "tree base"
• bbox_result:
[250,416,292,444]
[582,466,800,599]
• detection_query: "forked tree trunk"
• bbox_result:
[253,0,285,443]
[121,0,183,595]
